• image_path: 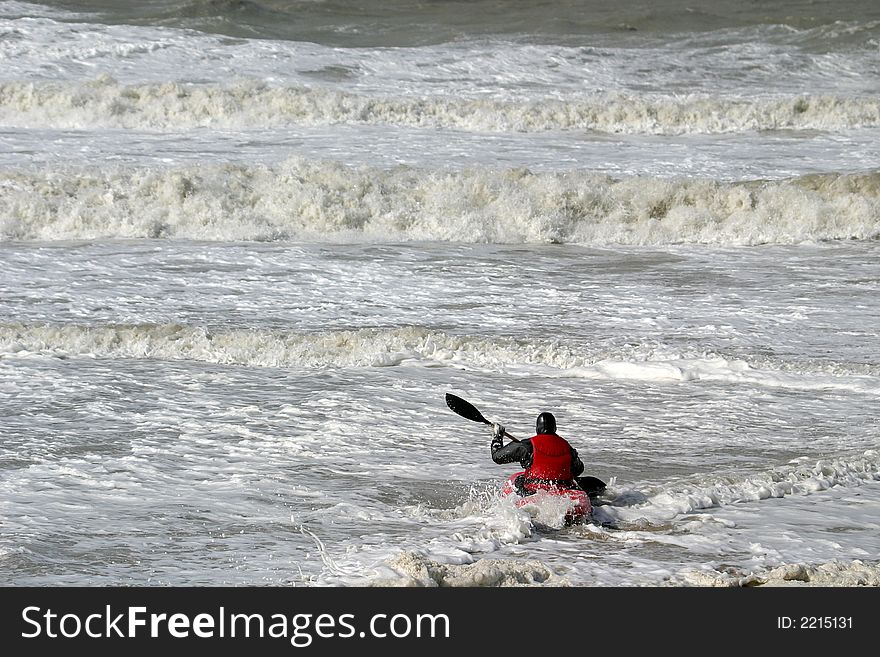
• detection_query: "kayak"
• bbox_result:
[501,471,592,525]
[443,393,604,525]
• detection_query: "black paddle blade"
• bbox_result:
[576,476,607,498]
[445,393,490,425]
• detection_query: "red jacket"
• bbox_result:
[524,433,574,481]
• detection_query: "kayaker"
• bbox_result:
[490,412,586,496]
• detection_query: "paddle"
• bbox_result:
[444,393,520,442]
[575,476,607,498]
[445,392,607,498]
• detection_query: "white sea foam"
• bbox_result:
[363,551,569,587]
[0,1,87,20]
[2,159,878,244]
[575,358,880,395]
[600,450,880,527]
[2,323,877,397]
[364,552,880,588]
[2,78,879,134]
[681,559,880,587]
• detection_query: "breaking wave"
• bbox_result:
[0,322,650,369]
[3,323,878,396]
[2,77,880,134]
[600,450,880,528]
[2,159,879,245]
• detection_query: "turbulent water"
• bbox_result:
[1,0,879,587]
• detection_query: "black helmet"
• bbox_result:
[536,412,556,435]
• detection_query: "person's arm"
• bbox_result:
[570,448,585,478]
[490,424,533,467]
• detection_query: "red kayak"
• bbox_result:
[501,472,592,525]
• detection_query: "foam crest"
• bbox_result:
[2,78,879,134]
[604,450,880,526]
[0,323,616,370]
[2,160,879,245]
[0,323,448,368]
[2,323,877,396]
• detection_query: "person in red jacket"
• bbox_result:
[491,412,604,497]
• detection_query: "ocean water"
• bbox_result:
[1,0,878,587]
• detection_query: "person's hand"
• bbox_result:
[491,423,505,440]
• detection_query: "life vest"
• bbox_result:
[524,433,573,483]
